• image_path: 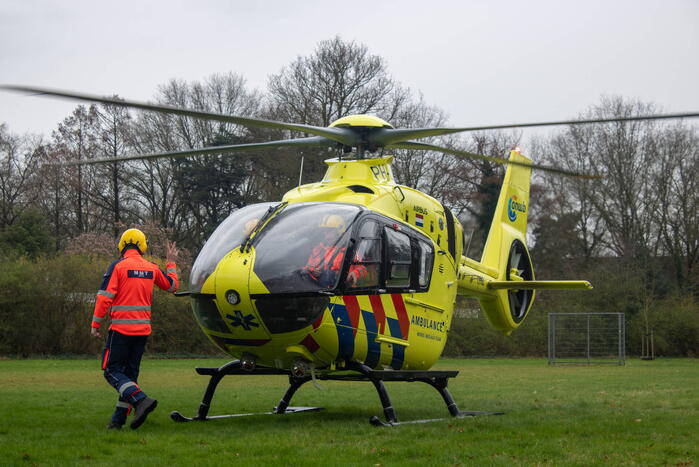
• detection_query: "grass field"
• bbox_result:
[0,358,697,466]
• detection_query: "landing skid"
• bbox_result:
[170,360,503,425]
[369,411,504,427]
[171,406,322,423]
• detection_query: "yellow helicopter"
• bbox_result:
[3,85,698,425]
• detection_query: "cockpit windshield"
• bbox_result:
[253,203,362,294]
[190,202,277,292]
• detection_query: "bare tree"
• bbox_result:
[652,123,699,292]
[93,98,135,237]
[534,125,606,266]
[267,36,399,127]
[0,124,42,229]
[389,95,450,189]
[539,97,662,262]
[51,105,101,235]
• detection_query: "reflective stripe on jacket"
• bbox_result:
[91,249,179,335]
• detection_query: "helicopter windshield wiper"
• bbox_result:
[241,201,288,252]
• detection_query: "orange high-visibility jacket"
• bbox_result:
[91,249,179,335]
[305,244,367,283]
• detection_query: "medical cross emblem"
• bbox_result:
[226,310,259,331]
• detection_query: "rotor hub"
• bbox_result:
[329,114,393,129]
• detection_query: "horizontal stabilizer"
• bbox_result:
[487,280,593,291]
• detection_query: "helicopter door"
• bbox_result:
[444,206,457,260]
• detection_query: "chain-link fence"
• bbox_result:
[548,313,625,365]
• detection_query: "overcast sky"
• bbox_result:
[1,0,697,142]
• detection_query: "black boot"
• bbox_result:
[130,397,157,429]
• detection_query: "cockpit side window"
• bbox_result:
[417,240,434,288]
[346,220,382,289]
[385,227,412,288]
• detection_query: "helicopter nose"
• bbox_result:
[206,248,272,343]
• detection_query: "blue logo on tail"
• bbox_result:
[507,196,527,222]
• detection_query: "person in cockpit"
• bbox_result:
[304,214,366,288]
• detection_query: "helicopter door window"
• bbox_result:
[385,227,412,288]
[347,220,381,289]
[417,240,434,289]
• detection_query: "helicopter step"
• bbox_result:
[170,360,503,425]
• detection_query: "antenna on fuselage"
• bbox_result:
[465,228,475,258]
[298,155,304,186]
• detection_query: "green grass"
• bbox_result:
[0,358,697,466]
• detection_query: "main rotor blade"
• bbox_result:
[48,136,334,166]
[1,85,358,146]
[370,112,699,146]
[387,141,598,178]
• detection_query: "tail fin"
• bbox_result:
[481,150,532,269]
[479,150,536,334]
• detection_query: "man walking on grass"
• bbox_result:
[90,228,179,430]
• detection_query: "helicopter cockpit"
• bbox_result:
[190,201,436,335]
[191,201,435,295]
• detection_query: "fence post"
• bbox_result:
[586,314,591,364]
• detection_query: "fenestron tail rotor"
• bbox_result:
[3,84,698,177]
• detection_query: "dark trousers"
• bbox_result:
[102,330,148,424]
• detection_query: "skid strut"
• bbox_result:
[170,360,503,425]
[343,363,503,426]
[170,360,322,422]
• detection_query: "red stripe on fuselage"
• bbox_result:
[368,295,386,335]
[342,295,361,337]
[391,294,410,339]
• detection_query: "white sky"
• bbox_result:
[1,0,698,141]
